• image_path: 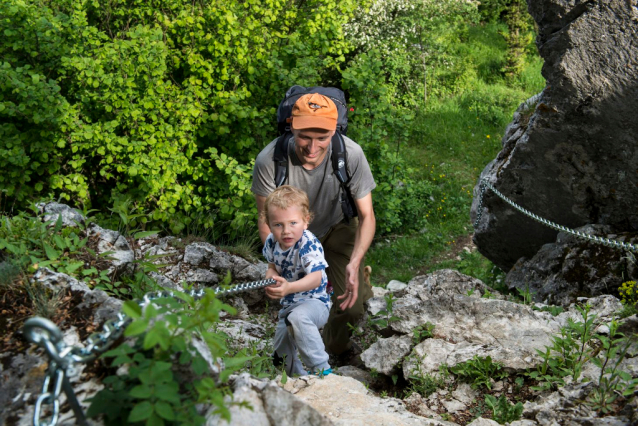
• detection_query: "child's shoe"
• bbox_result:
[308,368,332,377]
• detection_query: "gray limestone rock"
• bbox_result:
[36,202,86,227]
[403,392,442,419]
[391,295,559,372]
[186,268,219,284]
[86,223,135,272]
[149,271,182,291]
[450,383,479,406]
[183,242,217,266]
[371,285,389,298]
[386,280,408,296]
[209,374,333,426]
[231,255,267,282]
[467,419,500,426]
[33,268,123,324]
[216,319,269,352]
[333,366,379,388]
[536,387,638,425]
[405,269,503,301]
[210,249,235,273]
[366,296,387,317]
[360,334,413,376]
[471,0,638,272]
[505,225,637,305]
[282,374,457,426]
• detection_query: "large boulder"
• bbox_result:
[471,0,638,272]
[506,224,638,305]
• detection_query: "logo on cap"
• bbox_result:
[309,102,325,110]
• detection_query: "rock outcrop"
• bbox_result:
[506,224,638,305]
[471,0,638,272]
[3,206,637,426]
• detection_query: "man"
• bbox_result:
[251,92,376,356]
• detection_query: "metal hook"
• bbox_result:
[24,317,64,346]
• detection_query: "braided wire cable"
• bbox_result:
[474,178,638,253]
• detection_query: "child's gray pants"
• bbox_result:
[274,299,331,376]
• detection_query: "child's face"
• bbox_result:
[267,204,309,250]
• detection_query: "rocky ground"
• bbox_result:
[1,203,637,426]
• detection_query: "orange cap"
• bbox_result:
[291,93,338,131]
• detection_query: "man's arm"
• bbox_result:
[338,192,375,310]
[255,194,271,244]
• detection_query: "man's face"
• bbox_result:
[292,128,335,170]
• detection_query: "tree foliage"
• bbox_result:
[0,0,361,232]
[1,0,540,236]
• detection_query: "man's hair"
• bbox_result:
[261,185,314,224]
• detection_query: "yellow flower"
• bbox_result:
[486,135,490,138]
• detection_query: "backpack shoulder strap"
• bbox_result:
[331,132,349,184]
[331,132,358,221]
[273,131,292,187]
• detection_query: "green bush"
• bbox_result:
[0,0,362,233]
[485,394,523,424]
[88,290,244,425]
[450,355,508,390]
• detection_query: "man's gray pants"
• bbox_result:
[274,299,331,376]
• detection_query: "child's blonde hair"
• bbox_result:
[261,185,314,224]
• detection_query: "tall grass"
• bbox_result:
[366,23,545,287]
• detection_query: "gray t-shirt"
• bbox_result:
[251,135,376,238]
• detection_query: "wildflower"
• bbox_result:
[350,107,355,112]
[486,135,490,139]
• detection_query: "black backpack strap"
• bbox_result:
[331,132,358,221]
[273,131,292,187]
[331,132,348,184]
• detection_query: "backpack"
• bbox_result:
[273,85,357,221]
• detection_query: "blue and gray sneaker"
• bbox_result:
[308,368,333,377]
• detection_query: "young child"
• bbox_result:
[261,185,332,377]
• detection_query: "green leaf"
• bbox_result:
[54,215,63,232]
[123,300,143,318]
[111,355,133,366]
[128,401,153,422]
[146,412,165,426]
[144,303,158,320]
[134,230,160,239]
[53,235,67,250]
[144,329,161,349]
[43,243,59,261]
[130,384,153,399]
[125,319,149,336]
[154,401,175,420]
[65,261,85,274]
[103,343,135,358]
[155,383,180,404]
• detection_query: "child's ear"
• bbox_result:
[304,215,310,229]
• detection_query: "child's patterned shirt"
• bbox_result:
[263,229,331,309]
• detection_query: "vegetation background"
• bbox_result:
[5,2,638,425]
[0,0,543,285]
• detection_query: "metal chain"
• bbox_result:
[23,278,276,426]
[474,178,638,253]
